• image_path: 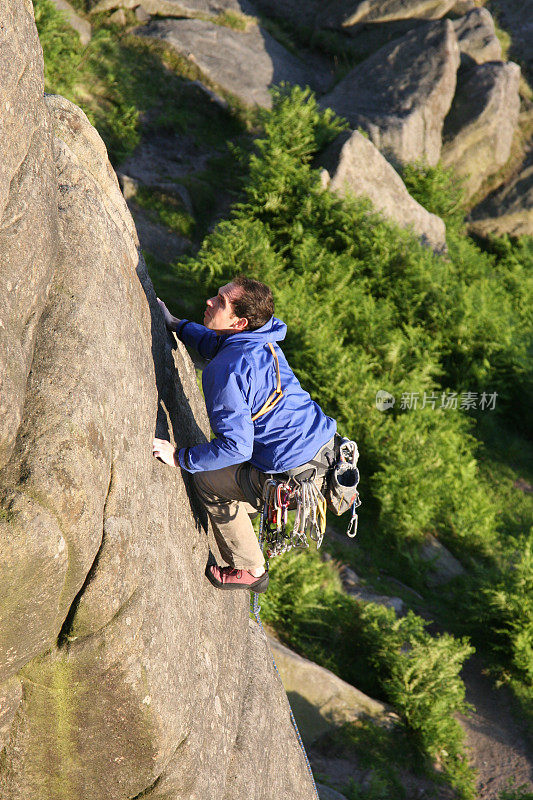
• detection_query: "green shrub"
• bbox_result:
[177,85,531,703]
[401,162,465,232]
[402,164,533,432]
[260,549,474,795]
[498,782,533,800]
[183,86,530,562]
[135,187,196,240]
[478,529,533,684]
[33,0,83,96]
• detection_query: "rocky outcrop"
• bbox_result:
[320,130,446,251]
[137,17,328,107]
[316,0,457,29]
[453,7,502,65]
[442,60,521,198]
[317,786,350,800]
[450,0,475,13]
[0,2,318,798]
[90,0,250,14]
[487,0,533,83]
[0,0,58,486]
[50,0,92,44]
[419,534,465,586]
[321,19,460,166]
[469,144,533,237]
[140,0,256,15]
[268,636,393,743]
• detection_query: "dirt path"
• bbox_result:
[459,656,533,798]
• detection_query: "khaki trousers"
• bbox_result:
[193,463,267,570]
[193,453,330,571]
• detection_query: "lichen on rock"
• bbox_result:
[0,1,319,797]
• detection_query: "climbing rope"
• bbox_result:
[251,499,321,800]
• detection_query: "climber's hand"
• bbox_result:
[157,297,180,331]
[153,437,177,467]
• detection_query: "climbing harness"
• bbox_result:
[251,501,321,800]
[260,436,361,559]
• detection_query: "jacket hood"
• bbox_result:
[221,316,287,347]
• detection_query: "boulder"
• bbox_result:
[453,8,502,66]
[450,0,474,13]
[320,129,446,250]
[338,564,360,587]
[346,587,406,615]
[118,131,208,202]
[49,0,92,45]
[485,0,533,84]
[317,785,350,800]
[442,61,521,198]
[316,0,457,29]
[135,3,151,20]
[469,144,533,237]
[90,0,251,14]
[267,636,393,744]
[89,0,138,11]
[0,677,22,750]
[419,534,465,586]
[0,0,59,499]
[0,2,319,797]
[139,0,256,16]
[127,202,192,261]
[109,6,127,23]
[117,170,194,213]
[321,19,460,166]
[137,17,327,107]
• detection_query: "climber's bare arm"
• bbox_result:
[153,438,178,467]
[157,297,181,331]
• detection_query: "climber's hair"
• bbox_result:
[231,275,274,331]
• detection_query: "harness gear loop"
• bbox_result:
[251,343,283,421]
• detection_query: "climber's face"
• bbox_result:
[204,283,248,334]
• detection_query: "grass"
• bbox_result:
[35,0,259,164]
[498,783,533,800]
[208,10,256,31]
[135,186,196,239]
[257,13,363,80]
[314,718,469,800]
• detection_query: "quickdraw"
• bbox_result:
[261,476,327,559]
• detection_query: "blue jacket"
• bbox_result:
[175,316,336,473]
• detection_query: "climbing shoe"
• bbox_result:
[205,564,269,594]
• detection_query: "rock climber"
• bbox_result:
[153,276,337,594]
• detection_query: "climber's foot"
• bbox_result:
[205,564,269,594]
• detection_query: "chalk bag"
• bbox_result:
[325,462,360,516]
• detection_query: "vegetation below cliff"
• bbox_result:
[177,85,532,797]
